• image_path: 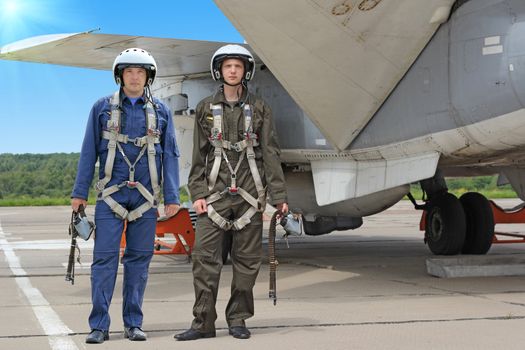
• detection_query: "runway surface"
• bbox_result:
[1,200,525,349]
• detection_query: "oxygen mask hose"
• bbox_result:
[269,210,282,305]
[65,210,78,285]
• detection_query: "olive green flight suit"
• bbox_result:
[188,88,287,332]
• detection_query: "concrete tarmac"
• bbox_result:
[1,200,525,350]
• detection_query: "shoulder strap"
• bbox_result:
[145,100,161,202]
[95,91,120,191]
[207,103,224,191]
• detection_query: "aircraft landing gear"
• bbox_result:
[459,192,494,254]
[415,170,495,255]
[424,192,466,255]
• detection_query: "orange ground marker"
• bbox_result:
[120,208,195,256]
[490,201,525,244]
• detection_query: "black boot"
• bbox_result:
[124,327,147,341]
[174,328,216,341]
[85,329,109,344]
[229,326,251,339]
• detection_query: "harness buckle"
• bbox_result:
[227,186,238,195]
[210,128,222,141]
[148,128,160,136]
[108,120,119,130]
[232,142,242,152]
[126,181,138,189]
[95,181,105,192]
[246,132,258,140]
[132,138,143,147]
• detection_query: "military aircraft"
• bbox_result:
[2,0,523,256]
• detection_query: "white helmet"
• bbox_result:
[210,44,255,84]
[112,48,157,86]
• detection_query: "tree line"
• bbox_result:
[0,153,515,206]
[0,153,95,205]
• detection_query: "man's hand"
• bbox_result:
[193,198,208,215]
[164,204,180,218]
[276,202,289,215]
[71,198,87,212]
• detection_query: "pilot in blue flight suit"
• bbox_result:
[71,48,180,344]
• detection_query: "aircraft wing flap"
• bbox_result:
[311,152,439,205]
[215,0,455,150]
[0,32,229,77]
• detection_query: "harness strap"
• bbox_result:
[207,104,224,191]
[206,202,258,231]
[96,91,121,192]
[246,146,265,193]
[145,102,160,204]
[102,195,129,219]
[102,131,160,146]
[209,137,259,151]
[102,195,153,222]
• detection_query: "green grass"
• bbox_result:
[0,177,516,207]
[0,190,190,207]
[0,196,98,207]
[408,185,517,201]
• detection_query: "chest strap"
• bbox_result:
[95,90,162,222]
[205,103,266,231]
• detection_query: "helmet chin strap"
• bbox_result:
[222,79,243,87]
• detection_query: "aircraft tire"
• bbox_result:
[222,232,232,264]
[459,192,494,254]
[425,192,466,255]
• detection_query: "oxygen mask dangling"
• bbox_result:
[73,206,95,241]
[279,211,303,237]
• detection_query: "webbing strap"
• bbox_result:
[116,142,147,182]
[102,195,129,219]
[96,91,120,191]
[233,207,257,230]
[209,138,259,151]
[206,203,257,231]
[207,148,222,192]
[102,194,153,222]
[246,145,265,196]
[207,104,224,191]
[207,204,232,230]
[145,103,160,204]
[102,131,160,146]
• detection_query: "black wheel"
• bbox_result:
[222,232,233,264]
[425,192,466,255]
[460,192,494,254]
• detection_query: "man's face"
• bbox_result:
[122,67,147,97]
[221,58,244,86]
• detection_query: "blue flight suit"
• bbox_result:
[72,91,180,332]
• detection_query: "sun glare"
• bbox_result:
[4,1,18,15]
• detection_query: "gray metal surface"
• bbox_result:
[352,0,525,149]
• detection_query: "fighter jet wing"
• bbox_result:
[215,0,456,151]
[0,31,229,77]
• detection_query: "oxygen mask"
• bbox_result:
[279,212,303,237]
[73,206,95,240]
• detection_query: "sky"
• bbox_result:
[0,0,243,154]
